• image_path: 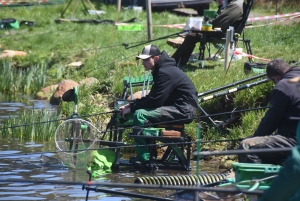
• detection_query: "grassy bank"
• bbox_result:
[0,1,299,148]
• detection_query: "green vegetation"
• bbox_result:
[0,0,299,148]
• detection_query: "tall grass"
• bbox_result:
[0,61,47,93]
[0,109,59,142]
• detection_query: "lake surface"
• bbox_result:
[0,100,224,201]
[0,140,223,201]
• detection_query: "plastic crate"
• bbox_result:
[232,163,281,186]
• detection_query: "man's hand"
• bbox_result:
[118,104,131,119]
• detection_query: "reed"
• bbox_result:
[0,61,47,94]
[0,109,59,142]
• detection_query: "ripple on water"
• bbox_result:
[24,144,44,148]
[0,191,36,195]
[46,169,69,173]
[98,196,132,201]
[12,169,31,173]
[0,150,21,155]
[0,196,45,200]
[9,182,34,186]
[30,174,56,178]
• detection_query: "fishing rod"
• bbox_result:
[122,31,186,49]
[0,106,268,133]
[86,186,173,201]
[0,178,264,195]
[0,138,244,159]
[199,78,269,102]
[193,147,293,157]
[0,110,118,130]
[82,170,173,201]
[198,73,267,97]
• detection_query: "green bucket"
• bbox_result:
[204,10,217,18]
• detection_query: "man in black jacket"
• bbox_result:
[171,0,244,67]
[119,44,198,162]
[238,59,300,165]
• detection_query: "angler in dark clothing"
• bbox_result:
[172,0,244,67]
[119,44,198,162]
[238,59,300,165]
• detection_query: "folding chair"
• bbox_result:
[197,0,255,66]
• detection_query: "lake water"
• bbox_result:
[0,100,224,201]
[0,140,223,201]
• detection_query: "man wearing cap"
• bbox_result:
[119,44,198,163]
[170,0,244,67]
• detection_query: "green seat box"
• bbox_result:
[232,162,281,187]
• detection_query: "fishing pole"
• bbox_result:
[0,178,264,195]
[85,186,173,201]
[193,147,293,157]
[198,73,267,97]
[0,138,245,160]
[0,110,117,130]
[199,78,269,102]
[197,104,221,131]
[0,106,269,133]
[123,31,186,49]
[82,170,173,201]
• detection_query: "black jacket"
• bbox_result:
[254,67,300,137]
[130,51,198,114]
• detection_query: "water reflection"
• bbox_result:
[0,98,55,123]
[0,140,223,201]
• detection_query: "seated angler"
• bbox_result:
[118,44,198,164]
[171,0,244,68]
[238,59,300,165]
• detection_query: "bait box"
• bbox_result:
[232,162,281,186]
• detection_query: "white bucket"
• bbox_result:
[133,6,143,13]
[184,17,203,31]
[230,48,243,60]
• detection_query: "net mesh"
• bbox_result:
[54,118,101,168]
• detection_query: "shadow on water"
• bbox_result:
[0,140,224,201]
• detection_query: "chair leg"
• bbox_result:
[243,39,253,63]
[198,41,206,68]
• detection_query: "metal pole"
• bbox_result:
[117,0,121,12]
[146,0,153,40]
[224,29,231,70]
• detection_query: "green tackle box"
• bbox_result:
[232,162,281,187]
[142,127,165,136]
